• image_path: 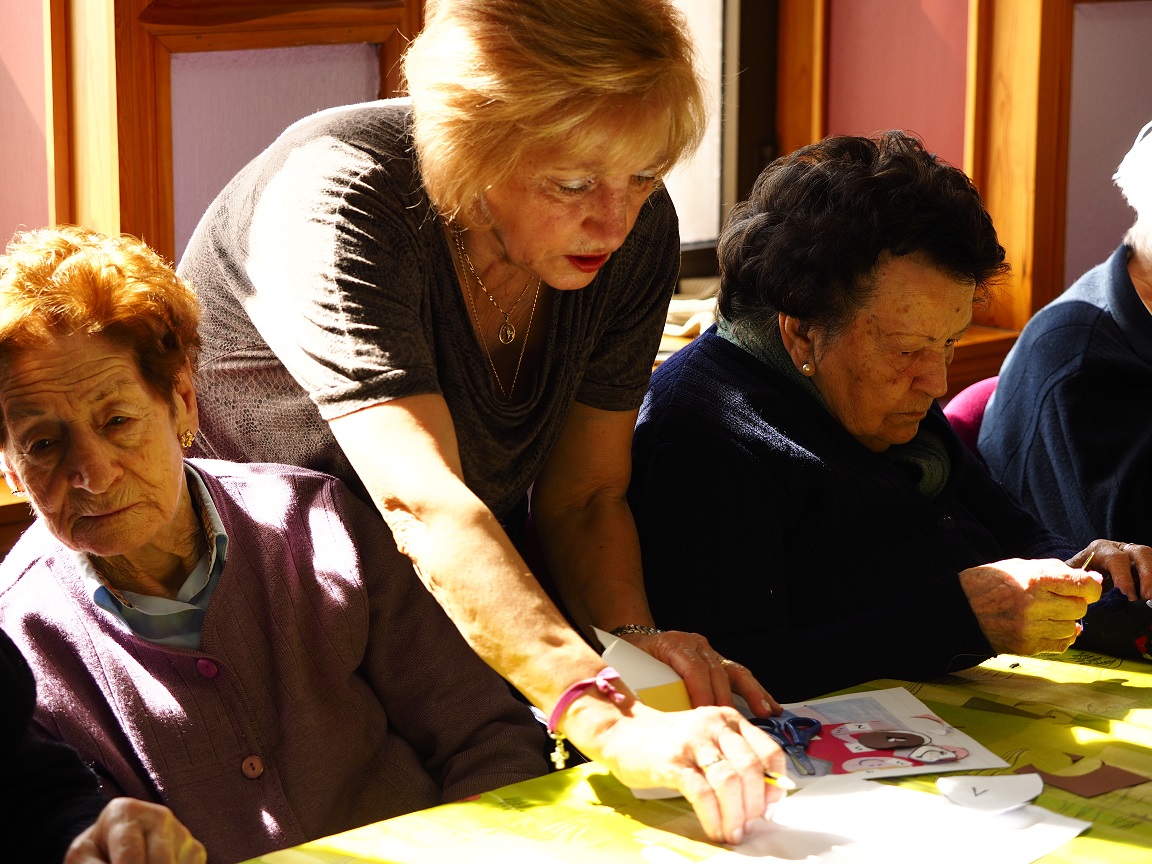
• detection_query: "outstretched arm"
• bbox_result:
[329,394,785,844]
[532,402,779,716]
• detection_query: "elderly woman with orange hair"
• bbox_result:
[0,226,548,864]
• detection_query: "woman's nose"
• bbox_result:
[65,434,121,493]
[916,352,951,399]
[584,186,634,248]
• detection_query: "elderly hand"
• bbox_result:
[66,799,206,864]
[1069,540,1152,603]
[618,629,781,717]
[959,557,1103,655]
[568,698,788,845]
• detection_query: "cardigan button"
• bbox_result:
[195,659,218,678]
[242,755,264,779]
[937,515,954,531]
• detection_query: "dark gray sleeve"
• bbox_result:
[240,134,443,420]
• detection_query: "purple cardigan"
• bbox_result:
[0,460,546,864]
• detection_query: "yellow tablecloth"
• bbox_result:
[242,650,1152,863]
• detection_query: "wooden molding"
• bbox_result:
[777,0,1082,336]
[0,487,34,562]
[66,0,120,237]
[947,324,1017,401]
[775,0,826,157]
[45,0,73,225]
[55,0,423,262]
[964,0,1074,330]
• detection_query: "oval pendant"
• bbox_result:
[498,320,516,344]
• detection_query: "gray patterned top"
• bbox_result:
[178,99,679,519]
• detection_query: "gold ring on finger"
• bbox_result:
[698,753,725,770]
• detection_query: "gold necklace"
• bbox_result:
[453,228,533,344]
[452,227,542,400]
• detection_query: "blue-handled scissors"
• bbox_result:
[750,715,822,775]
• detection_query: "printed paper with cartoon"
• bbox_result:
[779,687,1007,786]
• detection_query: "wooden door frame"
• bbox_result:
[48,0,423,261]
[774,0,1103,393]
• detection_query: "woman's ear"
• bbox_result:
[173,363,199,438]
[778,312,815,375]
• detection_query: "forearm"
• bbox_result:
[381,486,612,712]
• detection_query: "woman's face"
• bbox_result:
[480,114,669,291]
[798,253,975,452]
[0,333,196,559]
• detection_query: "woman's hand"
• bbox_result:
[565,697,787,845]
[617,629,781,717]
[959,557,1103,654]
[1069,540,1152,603]
[66,798,206,864]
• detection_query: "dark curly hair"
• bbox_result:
[717,132,1008,337]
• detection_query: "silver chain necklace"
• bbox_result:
[452,227,542,399]
[453,228,533,344]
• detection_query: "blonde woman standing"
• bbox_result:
[180,0,784,846]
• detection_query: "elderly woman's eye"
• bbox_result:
[27,438,55,454]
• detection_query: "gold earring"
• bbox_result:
[180,430,195,449]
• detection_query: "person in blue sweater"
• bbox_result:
[629,133,1152,702]
[980,122,1152,550]
[978,119,1152,661]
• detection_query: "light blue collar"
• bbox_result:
[79,463,229,648]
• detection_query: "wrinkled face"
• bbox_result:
[808,253,975,452]
[0,333,194,558]
[481,112,670,291]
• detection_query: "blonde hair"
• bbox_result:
[0,226,200,425]
[403,0,706,226]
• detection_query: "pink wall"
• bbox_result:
[171,44,380,260]
[1063,1,1152,289]
[0,0,49,243]
[826,0,968,169]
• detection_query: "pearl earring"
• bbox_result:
[801,362,813,375]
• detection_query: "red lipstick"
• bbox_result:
[567,253,610,273]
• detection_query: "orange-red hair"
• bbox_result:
[0,226,200,427]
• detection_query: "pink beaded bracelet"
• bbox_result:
[546,666,624,770]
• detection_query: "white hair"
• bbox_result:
[1114,120,1152,256]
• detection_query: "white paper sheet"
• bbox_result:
[715,776,1090,863]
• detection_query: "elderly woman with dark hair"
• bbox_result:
[629,133,1152,703]
[0,227,548,864]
